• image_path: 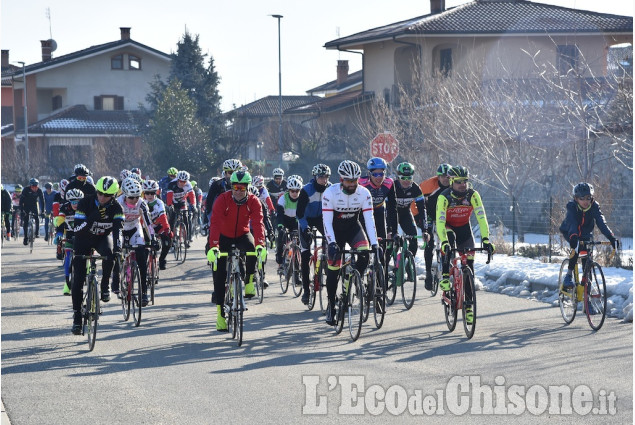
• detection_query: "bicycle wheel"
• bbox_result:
[225,274,235,339]
[28,219,34,253]
[291,248,303,298]
[307,255,317,311]
[385,248,397,306]
[148,254,156,305]
[586,262,607,331]
[558,259,577,325]
[373,261,387,329]
[119,260,131,321]
[173,226,181,261]
[462,268,476,339]
[347,270,363,342]
[85,278,99,351]
[334,295,345,335]
[431,256,441,297]
[178,223,187,264]
[317,258,326,314]
[65,252,74,292]
[236,276,244,346]
[131,262,142,327]
[444,278,458,332]
[400,250,417,309]
[361,271,371,324]
[256,267,265,304]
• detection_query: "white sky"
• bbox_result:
[1,0,633,112]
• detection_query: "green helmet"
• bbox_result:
[437,163,452,176]
[14,184,23,192]
[167,167,178,176]
[230,170,252,184]
[396,162,415,177]
[448,165,469,181]
[95,176,119,195]
[190,180,197,188]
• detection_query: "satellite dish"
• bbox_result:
[47,39,57,52]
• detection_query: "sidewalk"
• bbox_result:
[2,400,10,425]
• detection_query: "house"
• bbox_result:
[1,27,171,182]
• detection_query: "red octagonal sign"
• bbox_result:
[370,132,399,163]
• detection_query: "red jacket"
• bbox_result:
[208,191,265,248]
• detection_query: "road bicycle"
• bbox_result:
[442,245,492,339]
[307,228,327,312]
[332,248,365,342]
[362,247,387,329]
[147,244,160,305]
[212,245,262,346]
[558,240,613,331]
[172,209,188,264]
[62,235,74,295]
[11,209,21,241]
[279,229,302,296]
[78,253,108,351]
[385,234,420,309]
[117,243,143,327]
[46,213,55,245]
[26,211,37,254]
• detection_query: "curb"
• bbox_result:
[1,399,11,425]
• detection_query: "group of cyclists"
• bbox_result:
[1,154,619,337]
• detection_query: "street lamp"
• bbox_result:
[270,14,283,168]
[16,61,29,172]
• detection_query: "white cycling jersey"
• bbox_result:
[116,195,154,246]
[321,183,378,246]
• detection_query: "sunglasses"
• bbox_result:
[144,192,156,196]
[316,174,330,179]
[453,178,469,184]
[274,176,282,180]
[97,191,113,198]
[289,189,300,193]
[342,178,358,184]
[577,196,592,201]
[371,172,385,178]
[70,200,79,205]
[232,184,248,191]
[127,196,140,200]
[399,176,413,181]
[76,176,87,181]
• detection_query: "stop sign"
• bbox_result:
[370,132,399,163]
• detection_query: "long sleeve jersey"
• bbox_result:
[321,183,378,246]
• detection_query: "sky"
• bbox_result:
[1,0,633,112]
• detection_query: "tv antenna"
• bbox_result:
[45,7,57,52]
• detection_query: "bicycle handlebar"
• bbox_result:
[450,246,493,264]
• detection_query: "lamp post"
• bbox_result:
[17,61,29,172]
[271,14,283,168]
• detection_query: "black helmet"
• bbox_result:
[448,166,469,181]
[74,164,90,177]
[573,182,594,198]
[44,182,53,189]
[437,163,452,176]
[29,178,39,186]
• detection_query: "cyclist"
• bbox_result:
[1,184,12,240]
[166,170,195,249]
[142,180,172,270]
[206,170,266,331]
[252,175,275,213]
[112,177,158,306]
[54,188,84,295]
[11,185,23,238]
[559,182,619,289]
[267,167,287,205]
[359,157,398,241]
[19,178,45,245]
[322,160,378,325]
[65,164,96,199]
[206,158,243,222]
[43,182,58,242]
[436,166,493,324]
[190,180,203,239]
[130,167,142,177]
[416,163,452,290]
[71,176,124,335]
[275,176,302,273]
[394,162,429,256]
[297,164,332,305]
[159,167,178,203]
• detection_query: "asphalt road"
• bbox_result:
[1,235,632,424]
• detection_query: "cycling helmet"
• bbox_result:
[142,180,160,193]
[230,170,252,184]
[288,174,302,183]
[312,163,331,177]
[120,169,131,181]
[14,184,23,192]
[176,170,190,181]
[44,182,53,189]
[65,188,84,201]
[95,176,119,195]
[287,177,303,190]
[86,176,94,185]
[209,176,221,187]
[396,162,415,177]
[74,164,90,177]
[127,173,143,184]
[337,160,362,179]
[130,167,141,176]
[447,165,469,181]
[167,167,178,176]
[437,163,452,176]
[29,178,39,186]
[59,179,69,192]
[121,177,142,197]
[573,182,594,198]
[248,186,259,196]
[222,158,243,172]
[252,175,265,188]
[272,168,284,177]
[367,157,387,171]
[53,183,60,191]
[190,180,198,188]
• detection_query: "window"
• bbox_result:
[52,95,62,110]
[94,95,124,110]
[557,45,578,75]
[440,48,452,77]
[129,55,141,70]
[111,54,123,70]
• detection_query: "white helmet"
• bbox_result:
[127,173,143,184]
[176,170,190,181]
[287,177,303,190]
[209,176,221,187]
[66,188,84,201]
[121,177,142,197]
[248,185,259,196]
[222,158,243,172]
[288,174,303,184]
[252,175,265,188]
[312,164,331,176]
[120,169,131,181]
[272,168,284,177]
[337,160,361,179]
[142,180,159,192]
[59,179,69,192]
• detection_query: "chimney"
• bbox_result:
[430,0,446,14]
[120,27,131,40]
[1,50,9,68]
[41,40,52,62]
[337,60,349,86]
